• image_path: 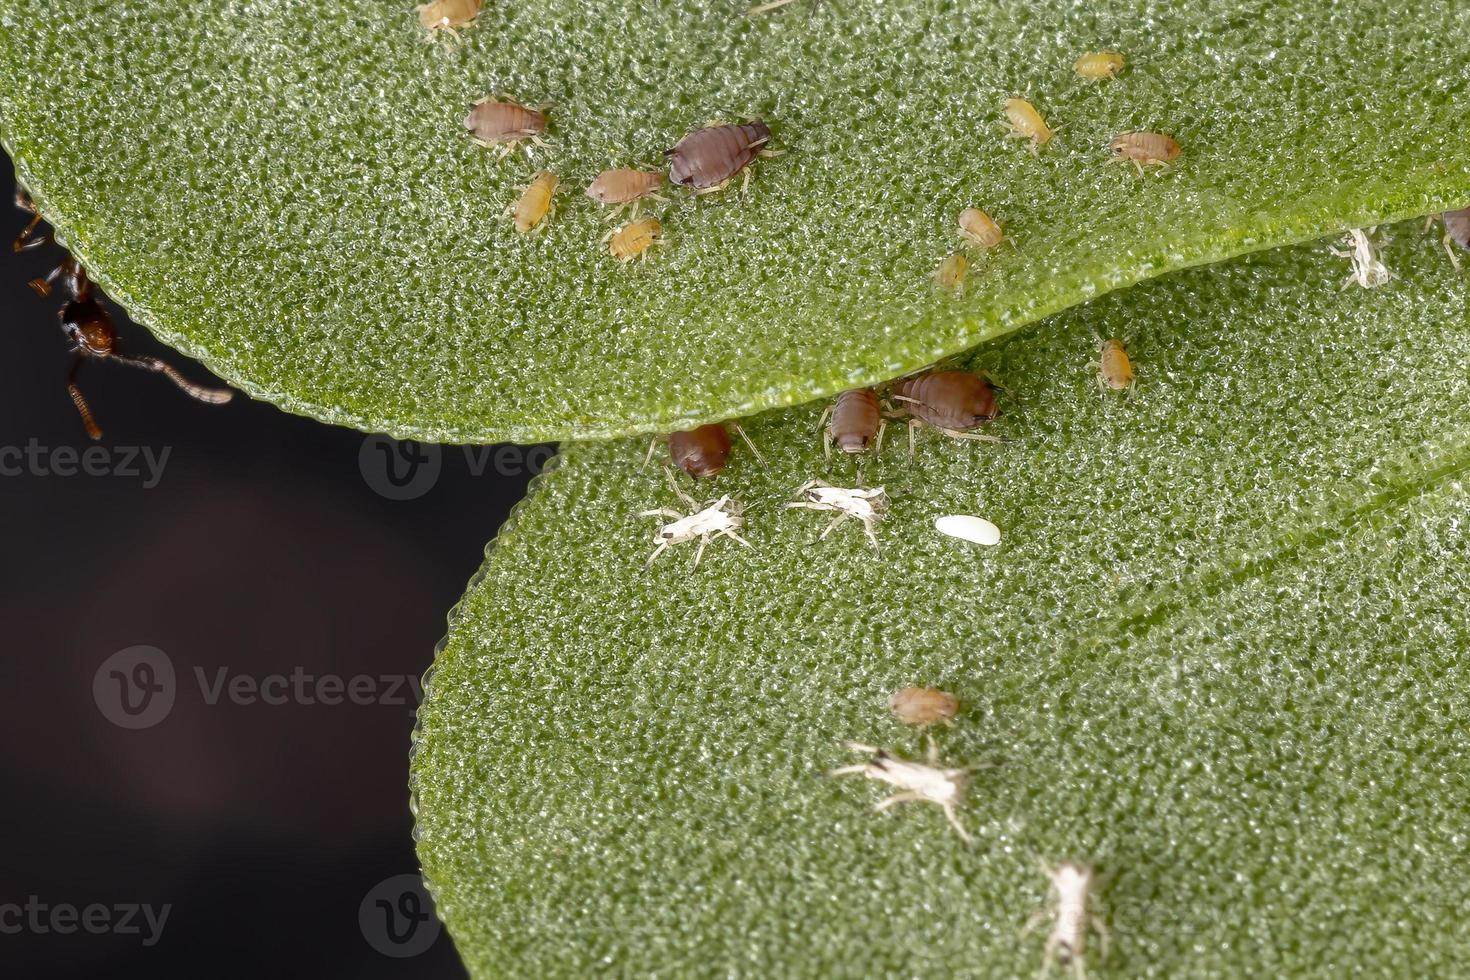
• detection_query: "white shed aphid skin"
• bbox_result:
[829,740,973,842]
[785,480,887,552]
[640,472,751,567]
[1331,227,1394,289]
[1028,861,1107,980]
[934,514,1001,547]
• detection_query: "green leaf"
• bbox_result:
[1,1,1468,441]
[411,229,1470,976]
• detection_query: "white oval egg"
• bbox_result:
[934,514,1000,546]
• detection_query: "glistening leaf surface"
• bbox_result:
[1,1,1469,441]
[412,230,1470,976]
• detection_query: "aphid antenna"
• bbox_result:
[110,354,234,404]
[729,422,768,469]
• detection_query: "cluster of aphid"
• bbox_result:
[936,53,1181,290]
[834,686,1105,978]
[426,3,778,259]
[641,351,1132,563]
[13,192,233,440]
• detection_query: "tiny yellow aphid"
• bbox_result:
[936,253,969,289]
[510,171,558,234]
[606,217,664,261]
[957,207,1005,249]
[416,0,481,33]
[1091,338,1135,394]
[1004,98,1053,151]
[1074,51,1126,79]
[889,687,960,727]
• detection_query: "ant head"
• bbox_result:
[61,299,116,356]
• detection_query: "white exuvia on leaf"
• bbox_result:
[829,740,973,842]
[1332,227,1394,289]
[785,480,887,552]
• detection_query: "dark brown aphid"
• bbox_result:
[891,370,1001,452]
[648,422,765,478]
[1431,205,1470,270]
[1109,131,1180,174]
[820,388,883,457]
[889,687,960,727]
[666,121,774,193]
[465,97,548,159]
[35,256,233,440]
[14,188,46,252]
[667,424,732,478]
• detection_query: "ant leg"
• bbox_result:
[13,211,44,252]
[110,355,234,404]
[67,356,102,440]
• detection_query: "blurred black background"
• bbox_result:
[0,149,543,978]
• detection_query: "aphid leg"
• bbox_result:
[640,507,686,521]
[721,528,753,549]
[1442,232,1463,271]
[817,513,847,540]
[731,422,767,468]
[873,419,886,456]
[872,791,923,812]
[1131,159,1144,177]
[692,534,709,568]
[935,427,1002,443]
[644,541,669,567]
[942,803,974,843]
[111,355,234,404]
[747,0,799,14]
[908,418,920,457]
[643,436,660,468]
[662,466,700,509]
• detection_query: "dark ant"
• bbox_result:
[29,253,233,440]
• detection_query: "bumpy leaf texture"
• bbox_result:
[0,0,1467,440]
[412,231,1470,976]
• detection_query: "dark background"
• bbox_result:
[0,149,541,978]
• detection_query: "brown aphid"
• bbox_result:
[1091,338,1135,394]
[1429,205,1470,270]
[669,423,732,478]
[651,422,765,478]
[605,216,664,261]
[667,121,775,193]
[510,171,558,234]
[958,207,1005,250]
[1003,98,1053,152]
[416,0,481,33]
[465,97,548,159]
[936,252,969,289]
[34,257,233,440]
[889,687,960,727]
[585,169,667,220]
[891,370,1001,451]
[1109,131,1180,174]
[820,388,884,457]
[14,188,46,252]
[1074,51,1126,79]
